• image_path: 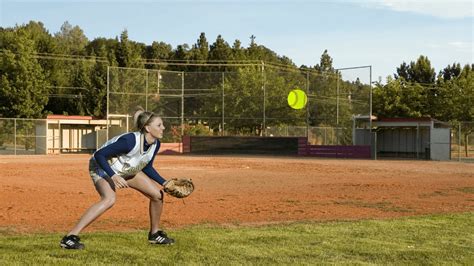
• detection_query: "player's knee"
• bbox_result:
[101,196,116,208]
[149,190,163,202]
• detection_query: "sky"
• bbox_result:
[1,0,473,83]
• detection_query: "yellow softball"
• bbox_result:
[287,89,307,109]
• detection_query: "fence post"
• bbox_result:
[145,69,148,111]
[458,123,461,162]
[181,71,185,136]
[222,72,225,136]
[369,66,373,156]
[306,71,310,138]
[416,123,420,159]
[14,119,17,155]
[261,61,266,136]
[336,75,339,125]
[106,66,110,141]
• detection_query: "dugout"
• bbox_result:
[45,115,183,155]
[354,117,451,160]
[46,115,112,154]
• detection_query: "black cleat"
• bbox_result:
[148,230,175,245]
[60,235,85,250]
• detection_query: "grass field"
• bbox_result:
[1,212,473,265]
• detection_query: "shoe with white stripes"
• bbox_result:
[60,235,85,249]
[148,230,175,245]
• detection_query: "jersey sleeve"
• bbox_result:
[94,133,136,177]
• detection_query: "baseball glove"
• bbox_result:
[163,178,194,198]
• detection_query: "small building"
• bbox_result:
[44,115,182,155]
[354,116,451,160]
[46,115,111,154]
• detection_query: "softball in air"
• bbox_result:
[287,89,307,109]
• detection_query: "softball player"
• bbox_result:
[60,110,174,249]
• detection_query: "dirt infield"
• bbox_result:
[1,155,473,234]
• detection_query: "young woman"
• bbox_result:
[60,110,174,249]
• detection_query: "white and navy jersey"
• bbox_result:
[91,132,166,185]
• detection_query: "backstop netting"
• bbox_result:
[107,64,371,145]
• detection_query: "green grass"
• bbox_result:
[1,213,473,265]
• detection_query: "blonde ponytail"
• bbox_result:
[133,106,158,133]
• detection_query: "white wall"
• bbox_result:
[431,128,451,161]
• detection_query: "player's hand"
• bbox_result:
[111,175,129,189]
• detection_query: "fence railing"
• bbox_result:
[1,116,472,162]
[0,118,48,155]
[451,122,474,162]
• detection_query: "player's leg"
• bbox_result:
[68,178,116,235]
[127,172,174,244]
[61,178,116,249]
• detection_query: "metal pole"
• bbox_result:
[145,69,148,111]
[106,66,110,140]
[369,66,373,158]
[181,71,185,136]
[58,120,62,154]
[157,71,160,93]
[374,131,377,160]
[14,119,16,155]
[458,123,461,162]
[416,123,420,159]
[262,61,266,136]
[126,115,129,132]
[222,72,225,136]
[324,127,327,145]
[336,75,339,126]
[306,71,310,138]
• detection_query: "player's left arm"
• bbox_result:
[142,141,167,186]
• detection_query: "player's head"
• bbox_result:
[133,107,163,134]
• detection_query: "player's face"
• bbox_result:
[146,117,165,139]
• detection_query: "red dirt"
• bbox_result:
[0,155,473,234]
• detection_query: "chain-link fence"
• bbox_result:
[107,64,372,144]
[266,126,347,145]
[0,118,48,155]
[451,122,474,162]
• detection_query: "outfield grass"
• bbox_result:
[1,213,473,265]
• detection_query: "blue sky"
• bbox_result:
[1,0,473,82]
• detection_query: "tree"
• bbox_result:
[145,41,172,69]
[440,63,462,81]
[87,57,108,117]
[309,50,341,129]
[209,35,232,62]
[55,21,88,55]
[0,28,48,118]
[191,32,209,61]
[394,55,436,116]
[314,49,334,73]
[372,76,427,118]
[395,55,435,84]
[456,65,474,157]
[116,30,143,68]
[43,21,92,115]
[231,39,246,61]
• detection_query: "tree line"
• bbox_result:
[0,21,472,130]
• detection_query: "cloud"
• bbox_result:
[448,41,471,48]
[427,41,472,53]
[447,41,473,53]
[361,0,473,19]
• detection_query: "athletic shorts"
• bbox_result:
[88,158,110,184]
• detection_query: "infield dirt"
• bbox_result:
[1,155,473,233]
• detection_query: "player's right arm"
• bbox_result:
[94,133,136,188]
